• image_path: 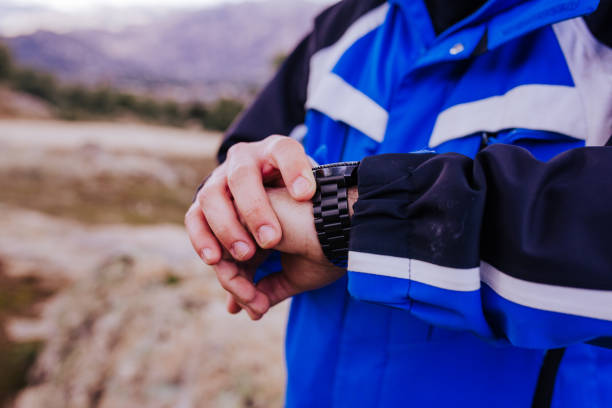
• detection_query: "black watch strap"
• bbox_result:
[312,161,359,266]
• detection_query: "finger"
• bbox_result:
[234,292,270,321]
[198,178,256,262]
[226,293,242,314]
[214,260,270,316]
[226,153,282,249]
[264,136,316,200]
[184,202,222,265]
[214,260,256,304]
[216,262,261,320]
[256,272,298,308]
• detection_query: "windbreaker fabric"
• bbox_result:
[217,0,612,406]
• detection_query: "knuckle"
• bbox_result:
[214,266,232,284]
[242,287,257,303]
[197,188,211,210]
[202,166,224,191]
[240,200,268,223]
[183,209,192,226]
[198,180,224,209]
[267,136,304,158]
[265,134,285,145]
[197,182,211,201]
[227,142,248,158]
[212,223,232,241]
[218,277,231,292]
[185,202,197,218]
[232,280,255,303]
[227,162,253,189]
[267,134,292,150]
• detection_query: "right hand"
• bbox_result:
[186,135,316,264]
[184,135,316,317]
[225,187,347,318]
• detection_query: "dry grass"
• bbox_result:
[0,158,216,225]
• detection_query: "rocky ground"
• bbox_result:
[0,119,288,408]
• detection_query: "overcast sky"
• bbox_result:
[1,0,336,35]
[7,0,335,12]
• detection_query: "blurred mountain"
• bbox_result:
[1,1,326,101]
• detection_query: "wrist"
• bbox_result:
[311,162,359,266]
[348,186,358,218]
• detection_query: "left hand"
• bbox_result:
[225,187,348,319]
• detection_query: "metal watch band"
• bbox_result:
[312,161,359,266]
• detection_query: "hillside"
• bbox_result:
[2,1,326,101]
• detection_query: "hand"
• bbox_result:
[226,255,345,318]
[185,135,316,264]
[261,186,358,258]
[205,187,339,320]
[226,187,355,319]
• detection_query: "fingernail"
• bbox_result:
[201,248,213,263]
[257,225,276,247]
[292,175,312,197]
[231,241,250,260]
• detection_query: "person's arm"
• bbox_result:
[216,0,387,162]
[347,144,612,348]
[186,0,387,319]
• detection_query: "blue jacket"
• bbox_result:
[217,0,612,406]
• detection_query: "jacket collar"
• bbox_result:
[423,0,486,35]
[392,0,600,52]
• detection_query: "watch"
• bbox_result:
[311,161,360,266]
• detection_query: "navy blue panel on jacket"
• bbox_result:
[211,0,612,407]
[351,146,612,348]
[217,0,386,163]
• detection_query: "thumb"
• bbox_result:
[262,136,315,201]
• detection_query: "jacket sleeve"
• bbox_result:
[217,0,386,163]
[347,144,612,349]
[216,33,310,163]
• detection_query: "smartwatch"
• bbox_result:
[311,161,360,266]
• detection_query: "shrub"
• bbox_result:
[88,88,117,115]
[116,93,137,111]
[11,68,58,103]
[0,44,12,80]
[187,102,208,124]
[203,98,244,131]
[134,97,161,120]
[161,101,185,126]
[60,85,89,109]
[0,43,246,131]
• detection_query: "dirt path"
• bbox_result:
[0,119,221,225]
[0,119,221,158]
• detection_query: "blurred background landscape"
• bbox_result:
[0,1,332,406]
